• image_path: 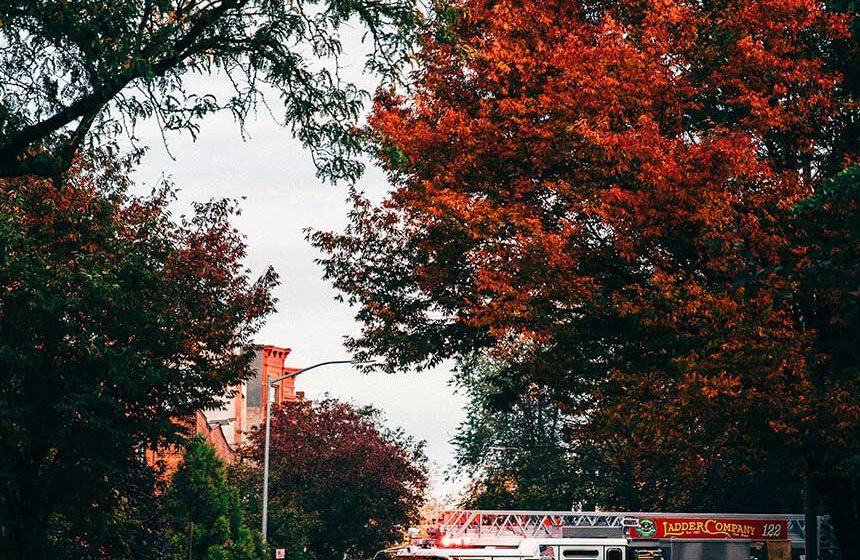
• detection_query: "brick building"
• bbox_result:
[144,409,239,475]
[147,344,300,474]
[205,344,301,449]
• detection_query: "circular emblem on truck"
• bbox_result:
[635,518,657,538]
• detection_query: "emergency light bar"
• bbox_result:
[439,535,472,548]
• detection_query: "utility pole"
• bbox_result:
[262,360,370,542]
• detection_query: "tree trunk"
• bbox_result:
[805,476,818,560]
[6,489,51,560]
[818,475,860,560]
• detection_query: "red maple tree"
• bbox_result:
[312,0,858,555]
[245,399,427,560]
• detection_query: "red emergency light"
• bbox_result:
[438,535,473,548]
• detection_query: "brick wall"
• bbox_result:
[146,344,299,479]
[145,410,236,480]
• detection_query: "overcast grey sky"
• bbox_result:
[130,67,467,498]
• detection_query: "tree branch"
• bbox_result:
[0,0,244,177]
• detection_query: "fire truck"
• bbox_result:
[391,510,840,560]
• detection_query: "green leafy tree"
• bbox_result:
[453,358,804,513]
[39,456,174,559]
[0,154,277,559]
[0,0,421,180]
[165,438,267,560]
[451,358,590,510]
[245,399,428,560]
[229,462,319,560]
[790,165,860,558]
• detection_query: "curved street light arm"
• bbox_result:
[269,360,373,385]
[262,358,375,543]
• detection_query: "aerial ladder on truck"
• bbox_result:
[407,510,840,560]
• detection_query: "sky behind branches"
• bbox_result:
[130,68,467,499]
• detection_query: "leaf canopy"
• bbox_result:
[0,0,421,180]
[0,155,277,558]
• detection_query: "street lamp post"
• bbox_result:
[261,360,367,542]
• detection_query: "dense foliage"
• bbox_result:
[312,0,858,555]
[0,156,276,559]
[245,399,428,560]
[451,358,588,511]
[165,438,267,560]
[453,358,805,513]
[0,0,420,180]
[229,461,322,560]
